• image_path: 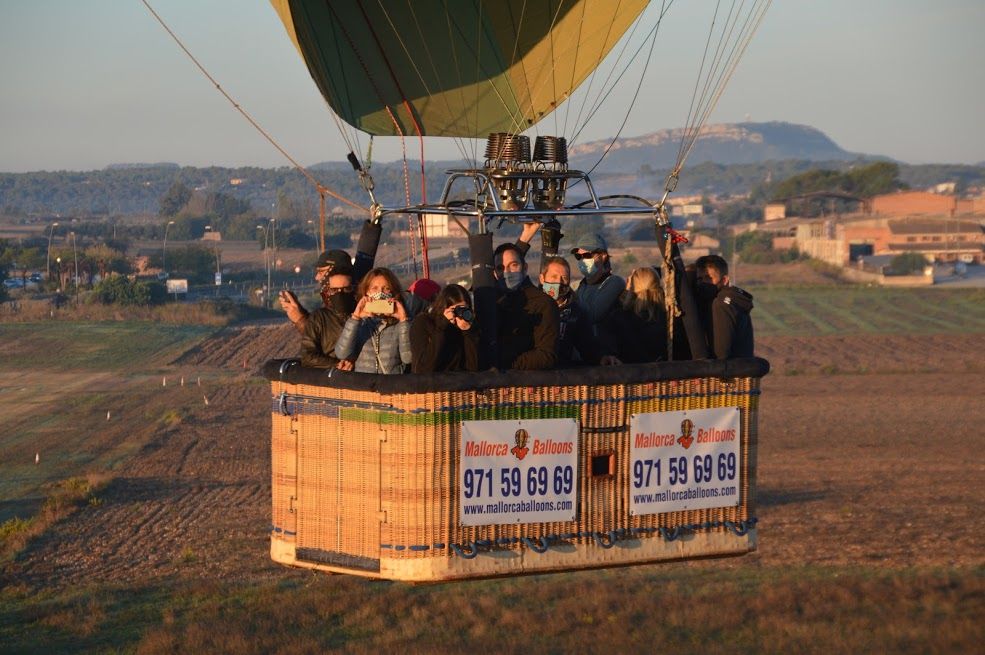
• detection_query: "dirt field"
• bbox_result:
[1,318,983,652]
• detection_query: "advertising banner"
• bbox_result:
[630,407,741,516]
[459,418,578,526]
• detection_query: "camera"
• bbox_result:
[452,305,474,323]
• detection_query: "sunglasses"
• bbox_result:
[573,251,602,260]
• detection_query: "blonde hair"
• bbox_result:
[622,267,665,323]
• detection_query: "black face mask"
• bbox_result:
[329,291,357,315]
[695,282,719,303]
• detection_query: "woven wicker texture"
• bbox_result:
[270,375,759,575]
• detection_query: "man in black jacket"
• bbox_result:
[493,243,559,370]
[299,258,357,369]
[695,255,754,359]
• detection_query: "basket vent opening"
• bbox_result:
[591,453,615,477]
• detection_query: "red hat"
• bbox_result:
[408,278,440,302]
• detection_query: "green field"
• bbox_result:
[0,322,214,370]
[749,287,985,335]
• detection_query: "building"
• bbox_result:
[763,203,786,222]
[869,190,985,217]
[795,215,984,266]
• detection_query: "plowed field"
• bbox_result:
[1,311,983,652]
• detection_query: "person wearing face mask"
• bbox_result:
[570,234,625,330]
[281,249,351,333]
[694,255,755,359]
[299,255,358,369]
[410,283,479,373]
[539,256,599,366]
[334,267,413,374]
[598,267,668,365]
[280,218,384,333]
[493,243,559,371]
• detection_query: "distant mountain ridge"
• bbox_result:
[568,121,863,173]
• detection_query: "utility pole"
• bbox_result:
[71,231,79,306]
[46,221,59,283]
[162,220,175,278]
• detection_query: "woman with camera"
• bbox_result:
[410,283,480,373]
[335,267,413,374]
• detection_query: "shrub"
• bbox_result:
[91,275,165,306]
[889,253,928,275]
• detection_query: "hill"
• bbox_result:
[568,121,862,173]
[2,122,984,216]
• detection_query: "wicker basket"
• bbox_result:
[265,358,767,581]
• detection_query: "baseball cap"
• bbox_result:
[315,249,354,275]
[569,233,608,254]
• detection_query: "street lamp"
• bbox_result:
[71,231,79,305]
[307,219,317,254]
[162,220,176,278]
[257,224,270,307]
[46,221,59,281]
[55,256,62,292]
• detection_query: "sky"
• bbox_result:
[1,1,983,173]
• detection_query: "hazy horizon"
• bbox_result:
[2,1,983,173]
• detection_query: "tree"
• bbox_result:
[152,244,216,284]
[159,181,192,217]
[889,253,928,275]
[92,275,165,306]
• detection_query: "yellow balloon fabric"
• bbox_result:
[271,0,648,137]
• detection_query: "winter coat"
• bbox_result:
[496,279,559,371]
[600,306,668,364]
[574,272,625,326]
[300,306,348,368]
[710,286,755,359]
[335,316,412,374]
[410,310,480,373]
[556,294,601,366]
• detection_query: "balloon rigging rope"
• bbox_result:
[377,0,475,166]
[569,0,671,147]
[569,1,667,184]
[140,0,366,212]
[674,0,773,177]
[564,0,622,140]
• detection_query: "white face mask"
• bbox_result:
[576,258,596,276]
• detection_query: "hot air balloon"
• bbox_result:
[255,0,773,581]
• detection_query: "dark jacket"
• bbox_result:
[574,272,625,325]
[710,286,755,359]
[300,306,348,368]
[410,310,480,373]
[600,306,668,364]
[556,294,601,366]
[496,279,559,370]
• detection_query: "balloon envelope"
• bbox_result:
[271,0,649,138]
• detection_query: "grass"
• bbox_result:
[0,565,981,653]
[0,322,215,371]
[748,286,985,336]
[0,474,109,564]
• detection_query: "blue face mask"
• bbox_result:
[542,281,561,299]
[576,258,597,277]
[501,271,526,291]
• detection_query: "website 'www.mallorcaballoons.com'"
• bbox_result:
[463,499,574,516]
[632,485,737,505]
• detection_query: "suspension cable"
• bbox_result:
[140,0,365,213]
